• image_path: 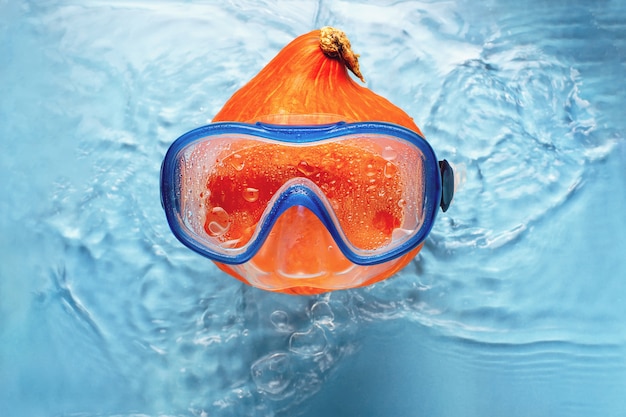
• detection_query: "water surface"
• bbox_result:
[1,1,625,416]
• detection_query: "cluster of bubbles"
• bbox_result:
[180,278,435,417]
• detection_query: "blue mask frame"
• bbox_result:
[161,121,453,266]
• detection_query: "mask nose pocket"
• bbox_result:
[253,205,353,279]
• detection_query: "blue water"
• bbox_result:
[1,1,625,416]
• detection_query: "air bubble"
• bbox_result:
[242,187,259,202]
[398,198,407,208]
[250,352,291,395]
[289,325,327,356]
[310,301,334,327]
[270,310,293,333]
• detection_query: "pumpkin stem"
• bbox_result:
[319,26,365,83]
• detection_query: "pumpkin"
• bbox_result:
[210,27,424,295]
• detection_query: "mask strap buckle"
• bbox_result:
[439,160,454,212]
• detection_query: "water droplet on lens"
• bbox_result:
[207,206,231,237]
[382,146,397,161]
[243,187,259,202]
[384,161,397,179]
[297,160,319,176]
[208,222,229,236]
[229,154,244,171]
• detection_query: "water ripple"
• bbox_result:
[3,1,625,416]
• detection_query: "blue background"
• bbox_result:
[1,1,625,416]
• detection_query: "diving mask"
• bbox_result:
[161,121,453,293]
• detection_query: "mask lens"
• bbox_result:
[174,133,427,257]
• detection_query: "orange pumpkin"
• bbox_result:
[210,27,424,295]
